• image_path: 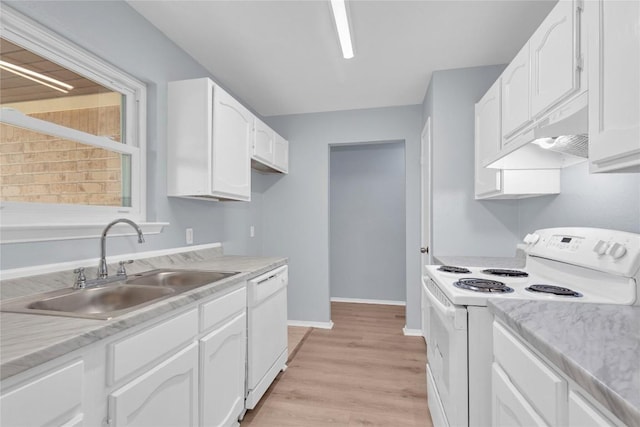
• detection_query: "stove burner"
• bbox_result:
[526,284,583,297]
[438,265,471,274]
[454,278,514,293]
[482,269,529,278]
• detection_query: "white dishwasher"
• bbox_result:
[245,265,288,409]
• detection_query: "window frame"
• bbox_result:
[0,5,156,242]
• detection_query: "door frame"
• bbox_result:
[421,117,433,272]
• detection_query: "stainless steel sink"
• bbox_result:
[0,269,239,320]
[27,285,175,315]
[126,269,238,290]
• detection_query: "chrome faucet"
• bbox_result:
[97,218,145,279]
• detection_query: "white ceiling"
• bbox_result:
[128,0,556,117]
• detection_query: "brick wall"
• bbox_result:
[0,106,124,206]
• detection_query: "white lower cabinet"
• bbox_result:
[492,363,548,427]
[200,311,246,427]
[108,343,199,427]
[568,390,616,427]
[492,321,626,427]
[0,360,84,427]
[0,279,257,427]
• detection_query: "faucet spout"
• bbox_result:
[98,218,145,279]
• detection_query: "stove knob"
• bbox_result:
[593,240,609,256]
[523,233,540,244]
[608,243,627,259]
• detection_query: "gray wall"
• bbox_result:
[518,162,640,234]
[329,142,406,302]
[264,106,422,328]
[423,65,521,258]
[1,1,264,269]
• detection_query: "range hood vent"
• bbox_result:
[486,92,589,170]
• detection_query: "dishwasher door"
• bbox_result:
[246,265,288,409]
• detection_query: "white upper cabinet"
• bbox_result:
[168,78,251,201]
[273,132,289,173]
[530,0,580,118]
[587,0,640,173]
[476,79,561,200]
[501,42,531,141]
[475,80,502,197]
[251,117,289,174]
[253,117,275,166]
[212,86,253,200]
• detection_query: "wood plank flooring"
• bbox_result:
[242,302,433,427]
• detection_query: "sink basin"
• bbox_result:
[0,268,239,320]
[126,269,238,290]
[27,285,175,316]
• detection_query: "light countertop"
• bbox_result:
[488,299,640,427]
[0,250,286,380]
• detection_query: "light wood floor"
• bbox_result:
[242,302,433,426]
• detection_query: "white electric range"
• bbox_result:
[422,227,640,427]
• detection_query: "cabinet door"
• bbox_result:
[492,363,549,427]
[501,42,531,141]
[253,118,274,165]
[109,343,198,427]
[212,86,252,200]
[530,0,579,117]
[200,311,246,427]
[0,360,84,427]
[568,390,616,427]
[273,133,289,173]
[588,0,640,172]
[475,80,502,197]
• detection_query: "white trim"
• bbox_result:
[402,327,423,337]
[0,4,148,226]
[0,242,222,280]
[287,320,334,330]
[0,222,168,244]
[330,297,406,306]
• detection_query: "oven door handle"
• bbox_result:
[423,280,456,320]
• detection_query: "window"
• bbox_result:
[0,6,155,242]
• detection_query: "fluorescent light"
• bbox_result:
[0,60,74,92]
[330,0,354,59]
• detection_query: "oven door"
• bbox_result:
[422,278,468,427]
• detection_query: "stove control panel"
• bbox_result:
[526,227,640,277]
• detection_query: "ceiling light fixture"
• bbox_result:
[330,0,354,59]
[0,60,74,93]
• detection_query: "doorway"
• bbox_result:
[329,141,406,303]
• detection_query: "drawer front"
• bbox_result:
[109,309,198,385]
[1,360,83,427]
[200,285,246,332]
[493,322,566,425]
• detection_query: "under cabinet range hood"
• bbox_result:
[486,92,589,170]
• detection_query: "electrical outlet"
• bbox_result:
[250,226,255,238]
[186,228,194,244]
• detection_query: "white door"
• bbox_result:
[200,312,246,427]
[273,133,289,173]
[253,117,274,165]
[212,85,252,200]
[530,0,578,117]
[588,0,640,172]
[108,343,199,427]
[501,42,531,141]
[475,80,502,198]
[420,117,433,272]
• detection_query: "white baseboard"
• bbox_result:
[403,327,423,337]
[330,297,406,306]
[288,320,334,329]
